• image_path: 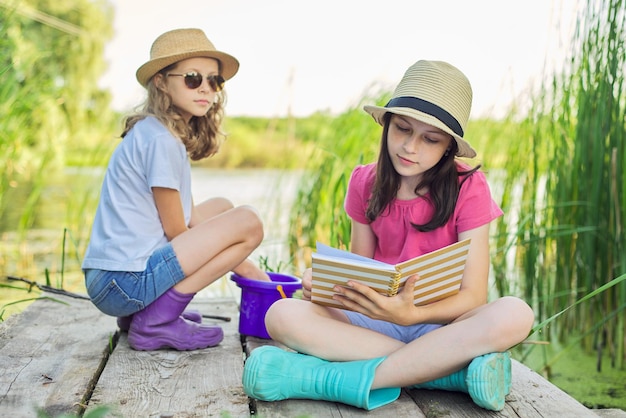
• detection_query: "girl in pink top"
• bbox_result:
[243,60,534,412]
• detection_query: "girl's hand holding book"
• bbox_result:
[300,268,313,301]
[332,274,421,325]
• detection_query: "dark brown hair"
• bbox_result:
[366,113,480,232]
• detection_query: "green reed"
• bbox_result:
[287,98,383,269]
[0,1,117,315]
[493,0,626,369]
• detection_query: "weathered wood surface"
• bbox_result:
[88,298,249,417]
[0,294,116,418]
[0,293,623,418]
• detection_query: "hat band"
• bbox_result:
[386,96,464,137]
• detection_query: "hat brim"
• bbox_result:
[363,104,477,158]
[136,50,239,87]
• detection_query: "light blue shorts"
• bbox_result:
[344,310,442,343]
[84,243,185,317]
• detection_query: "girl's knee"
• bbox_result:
[495,296,535,342]
[265,299,297,336]
[199,197,234,214]
[504,296,534,325]
[236,205,265,243]
[213,197,235,211]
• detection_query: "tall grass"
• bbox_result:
[0,8,62,283]
[287,98,383,271]
[205,116,317,169]
[494,0,626,369]
[0,1,117,317]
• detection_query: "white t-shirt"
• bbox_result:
[82,116,192,271]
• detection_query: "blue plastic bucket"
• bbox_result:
[230,272,301,339]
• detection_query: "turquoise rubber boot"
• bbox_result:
[411,351,511,411]
[243,345,400,410]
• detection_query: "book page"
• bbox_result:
[315,242,390,267]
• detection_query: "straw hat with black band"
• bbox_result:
[364,60,477,159]
[136,28,239,88]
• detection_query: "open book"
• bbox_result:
[310,239,471,309]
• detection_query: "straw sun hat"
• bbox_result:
[364,60,476,158]
[136,28,240,87]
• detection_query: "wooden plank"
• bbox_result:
[406,360,601,417]
[1,294,615,418]
[596,410,626,418]
[506,360,599,417]
[87,298,250,417]
[0,294,117,417]
[252,393,426,418]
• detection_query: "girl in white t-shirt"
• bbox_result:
[82,28,269,351]
[243,61,535,411]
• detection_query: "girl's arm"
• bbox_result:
[153,187,188,241]
[349,220,377,258]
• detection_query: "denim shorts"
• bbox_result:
[343,310,442,343]
[84,243,185,317]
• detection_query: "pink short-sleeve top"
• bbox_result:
[344,163,503,264]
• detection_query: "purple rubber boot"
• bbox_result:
[117,310,203,332]
[127,288,223,351]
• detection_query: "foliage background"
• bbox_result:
[1,0,625,410]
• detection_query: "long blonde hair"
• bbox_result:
[122,64,226,161]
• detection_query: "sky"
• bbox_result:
[98,0,582,119]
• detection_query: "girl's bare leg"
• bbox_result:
[373,296,533,388]
[172,204,265,294]
[192,197,234,220]
[127,198,265,351]
[266,299,406,359]
[266,296,534,388]
[188,197,269,282]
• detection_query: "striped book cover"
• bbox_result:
[311,239,471,309]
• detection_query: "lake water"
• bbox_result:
[189,168,303,299]
[191,168,301,265]
[0,168,302,314]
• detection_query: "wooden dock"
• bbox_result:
[1,293,624,417]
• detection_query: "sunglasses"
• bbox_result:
[167,72,225,91]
